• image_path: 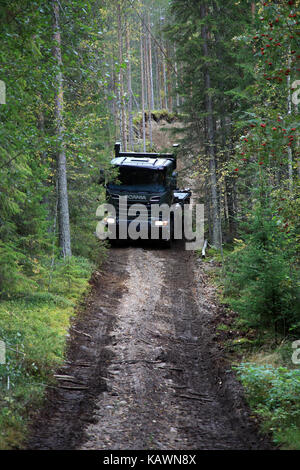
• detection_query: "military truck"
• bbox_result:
[99,142,191,247]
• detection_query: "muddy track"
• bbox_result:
[27,242,272,450]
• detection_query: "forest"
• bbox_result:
[0,0,299,452]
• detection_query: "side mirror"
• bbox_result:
[171,171,178,189]
[98,168,106,185]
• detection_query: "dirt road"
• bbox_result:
[27,242,272,450]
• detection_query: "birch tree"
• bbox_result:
[200,2,220,248]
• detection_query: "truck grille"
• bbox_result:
[110,196,153,221]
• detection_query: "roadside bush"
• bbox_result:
[224,199,299,335]
[235,362,300,449]
[0,242,37,298]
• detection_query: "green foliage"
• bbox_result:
[0,0,113,449]
[235,363,300,449]
[0,17,112,438]
[48,256,95,297]
[0,255,94,449]
[169,0,300,451]
[224,193,299,334]
[0,0,111,270]
[0,242,37,297]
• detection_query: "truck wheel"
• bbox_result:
[109,238,126,247]
[109,239,119,247]
[160,237,172,249]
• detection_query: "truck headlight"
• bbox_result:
[155,220,168,227]
[104,216,115,224]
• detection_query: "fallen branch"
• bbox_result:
[73,362,91,367]
[58,385,88,391]
[54,374,76,381]
[54,374,86,387]
[110,359,163,365]
[179,394,213,402]
[71,328,92,339]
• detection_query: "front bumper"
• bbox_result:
[104,216,172,240]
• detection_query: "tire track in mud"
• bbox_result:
[27,243,272,450]
[27,249,129,450]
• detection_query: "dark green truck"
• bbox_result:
[99,142,191,247]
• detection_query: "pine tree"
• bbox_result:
[52,0,72,258]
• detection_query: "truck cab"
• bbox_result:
[100,143,191,246]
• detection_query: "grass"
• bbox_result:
[0,256,95,449]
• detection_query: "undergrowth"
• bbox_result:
[198,243,300,450]
[234,363,300,450]
[0,255,96,449]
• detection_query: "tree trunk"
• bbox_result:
[167,43,173,112]
[117,2,127,151]
[148,12,154,110]
[287,50,293,191]
[225,176,236,241]
[174,45,180,109]
[52,0,71,258]
[200,3,220,249]
[155,44,162,109]
[162,48,168,110]
[145,23,152,147]
[140,25,146,152]
[126,21,134,151]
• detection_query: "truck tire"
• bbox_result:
[109,238,120,247]
[109,237,126,247]
[160,237,172,249]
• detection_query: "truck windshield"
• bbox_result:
[113,167,165,187]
